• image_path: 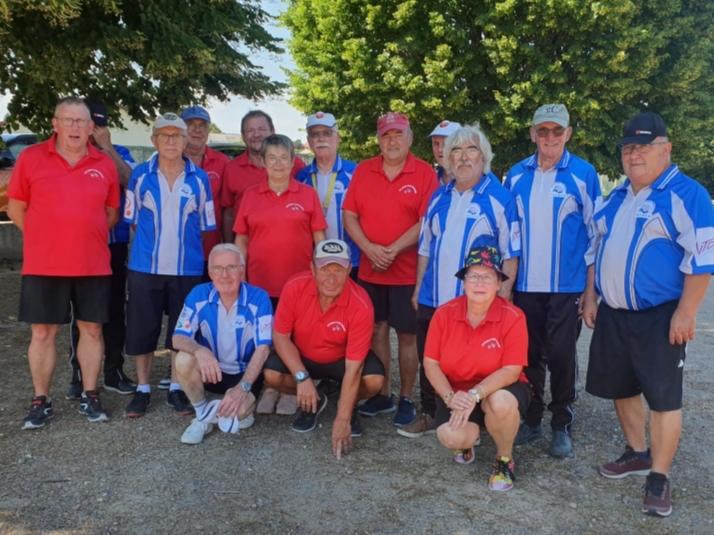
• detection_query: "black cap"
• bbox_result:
[84,99,108,127]
[617,112,667,147]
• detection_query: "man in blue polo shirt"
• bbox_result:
[400,123,521,438]
[123,112,216,418]
[505,104,601,458]
[583,112,714,517]
[173,244,272,444]
[296,112,360,280]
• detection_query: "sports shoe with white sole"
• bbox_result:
[181,419,214,444]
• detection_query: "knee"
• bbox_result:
[31,324,57,344]
[482,390,519,420]
[361,374,384,397]
[263,369,283,389]
[77,321,103,340]
[437,425,473,450]
[174,351,196,376]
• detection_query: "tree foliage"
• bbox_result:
[284,0,714,189]
[0,0,284,135]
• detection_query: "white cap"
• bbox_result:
[307,111,337,130]
[533,104,569,128]
[153,112,187,133]
[429,120,461,138]
[313,239,351,268]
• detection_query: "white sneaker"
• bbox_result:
[239,412,255,430]
[181,418,213,444]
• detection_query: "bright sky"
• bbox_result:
[0,0,306,142]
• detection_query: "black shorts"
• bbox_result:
[204,371,264,397]
[263,349,385,380]
[586,300,685,412]
[19,275,111,325]
[125,270,202,355]
[435,382,531,428]
[357,279,416,334]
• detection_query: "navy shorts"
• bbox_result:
[435,381,531,428]
[19,275,110,325]
[357,279,416,334]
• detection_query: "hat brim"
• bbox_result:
[314,257,351,269]
[454,266,509,282]
[616,134,657,148]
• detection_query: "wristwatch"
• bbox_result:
[468,388,481,402]
[294,370,310,384]
[238,380,252,392]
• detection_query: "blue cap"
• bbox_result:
[181,106,211,123]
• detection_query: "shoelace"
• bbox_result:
[645,477,668,498]
[494,459,515,481]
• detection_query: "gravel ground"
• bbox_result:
[1,262,713,535]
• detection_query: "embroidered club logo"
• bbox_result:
[333,182,345,194]
[399,185,418,194]
[465,203,482,219]
[180,185,192,198]
[327,321,346,332]
[482,338,501,349]
[207,171,220,181]
[84,169,105,180]
[233,315,246,328]
[316,111,325,119]
[550,182,567,198]
[635,201,655,219]
[286,203,305,211]
[177,307,193,331]
[322,242,344,254]
[440,121,450,127]
[124,194,133,218]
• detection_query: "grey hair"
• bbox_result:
[443,123,494,175]
[208,243,245,267]
[54,97,90,118]
[260,134,295,161]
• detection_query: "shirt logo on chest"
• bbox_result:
[85,169,105,180]
[550,182,567,198]
[398,185,418,195]
[327,321,346,332]
[233,315,246,328]
[465,203,482,219]
[481,338,501,349]
[286,203,305,211]
[180,185,193,198]
[635,201,656,220]
[207,171,220,181]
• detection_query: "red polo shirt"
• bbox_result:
[221,151,306,213]
[198,146,230,258]
[233,179,327,297]
[424,295,529,391]
[275,272,374,363]
[343,153,437,285]
[8,134,120,276]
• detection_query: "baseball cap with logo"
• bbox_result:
[307,111,338,130]
[84,99,108,127]
[533,104,570,128]
[377,112,410,136]
[617,112,668,147]
[181,106,211,123]
[429,120,462,138]
[153,113,187,134]
[455,245,509,281]
[314,239,351,269]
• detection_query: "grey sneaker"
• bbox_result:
[22,396,54,430]
[78,391,109,422]
[549,431,573,458]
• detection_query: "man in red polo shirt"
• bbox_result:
[343,112,438,427]
[263,239,384,459]
[181,106,230,280]
[7,96,120,429]
[221,110,305,242]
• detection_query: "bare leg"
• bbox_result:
[436,422,480,450]
[396,332,417,399]
[174,351,206,403]
[371,321,391,396]
[135,352,154,386]
[170,350,179,385]
[28,324,59,397]
[649,410,682,477]
[75,320,104,392]
[482,390,521,458]
[614,395,648,451]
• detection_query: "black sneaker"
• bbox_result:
[643,472,672,517]
[22,396,54,430]
[125,391,151,418]
[350,408,362,437]
[166,390,195,416]
[65,382,82,400]
[291,392,328,433]
[103,378,136,395]
[78,390,109,422]
[316,379,341,398]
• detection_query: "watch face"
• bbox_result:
[295,371,308,382]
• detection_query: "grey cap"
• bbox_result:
[153,112,187,133]
[533,104,569,128]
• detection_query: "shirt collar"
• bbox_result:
[309,155,343,174]
[372,152,417,178]
[451,295,504,325]
[207,282,246,307]
[621,164,680,194]
[258,177,299,193]
[147,153,196,175]
[47,133,103,161]
[445,173,492,194]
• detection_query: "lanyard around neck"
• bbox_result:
[311,171,338,213]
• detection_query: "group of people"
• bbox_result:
[8,96,714,518]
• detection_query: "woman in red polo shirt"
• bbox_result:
[234,134,327,415]
[423,245,531,492]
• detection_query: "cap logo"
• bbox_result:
[440,121,449,127]
[385,113,396,123]
[322,242,344,254]
[316,112,324,118]
[163,113,179,120]
[635,130,651,135]
[543,105,560,113]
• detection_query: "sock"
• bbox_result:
[192,399,207,411]
[169,382,181,392]
[136,384,151,394]
[497,455,511,463]
[634,449,651,460]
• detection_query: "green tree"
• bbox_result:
[284,0,714,189]
[0,0,284,135]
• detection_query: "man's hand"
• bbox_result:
[670,307,696,345]
[332,417,352,460]
[217,387,254,419]
[91,126,113,151]
[195,347,222,384]
[296,381,320,413]
[411,290,419,311]
[582,291,598,329]
[365,243,394,272]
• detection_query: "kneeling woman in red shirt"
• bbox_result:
[424,245,531,492]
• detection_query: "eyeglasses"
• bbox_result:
[620,142,667,156]
[464,273,499,285]
[535,126,566,138]
[265,155,292,165]
[155,133,186,143]
[450,146,481,159]
[186,122,209,132]
[208,264,240,276]
[55,117,90,127]
[308,129,335,139]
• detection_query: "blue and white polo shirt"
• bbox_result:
[589,165,714,311]
[296,155,360,266]
[173,281,273,374]
[125,154,216,276]
[505,149,601,293]
[108,144,135,245]
[417,173,521,308]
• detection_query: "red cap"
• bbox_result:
[377,113,410,136]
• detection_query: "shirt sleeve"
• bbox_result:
[582,165,603,258]
[291,157,307,178]
[498,191,522,259]
[500,307,529,368]
[673,181,714,274]
[7,150,31,202]
[345,293,375,361]
[308,187,329,232]
[232,188,251,235]
[423,307,445,362]
[123,167,142,225]
[273,278,298,335]
[105,166,121,209]
[114,145,136,166]
[173,289,200,337]
[342,167,361,214]
[254,287,274,346]
[418,169,439,217]
[220,165,236,209]
[197,171,216,231]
